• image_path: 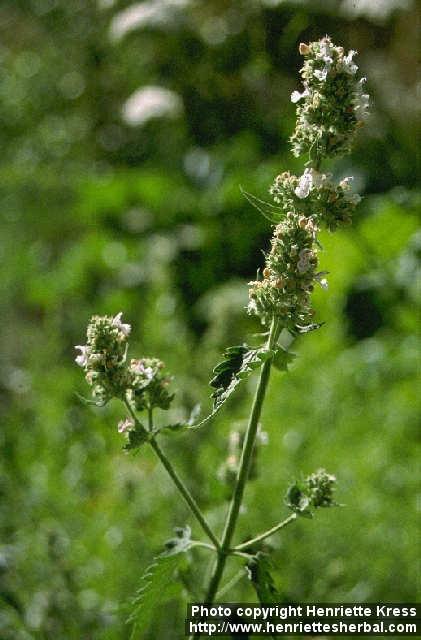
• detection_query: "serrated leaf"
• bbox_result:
[272,347,297,372]
[240,186,284,224]
[189,345,274,429]
[127,552,184,638]
[246,552,280,604]
[210,345,274,411]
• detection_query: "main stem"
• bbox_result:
[193,317,280,636]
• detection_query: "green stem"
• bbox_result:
[123,399,220,551]
[232,513,297,552]
[191,317,280,639]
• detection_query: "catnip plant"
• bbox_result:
[75,36,369,638]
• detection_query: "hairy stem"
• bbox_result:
[232,513,297,552]
[124,399,220,550]
[191,317,280,639]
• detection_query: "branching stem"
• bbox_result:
[124,399,220,551]
[232,513,297,552]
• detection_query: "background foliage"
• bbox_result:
[0,0,419,638]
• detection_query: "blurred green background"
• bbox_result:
[1,0,420,638]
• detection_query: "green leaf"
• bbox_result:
[123,424,149,452]
[246,552,280,604]
[240,186,284,224]
[127,549,185,638]
[210,345,273,409]
[272,347,297,372]
[189,345,274,429]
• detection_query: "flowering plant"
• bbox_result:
[75,36,368,638]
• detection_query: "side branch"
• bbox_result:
[124,399,220,551]
[232,513,297,552]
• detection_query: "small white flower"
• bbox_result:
[314,68,328,82]
[354,91,370,117]
[295,168,313,198]
[319,278,328,289]
[318,40,333,63]
[130,360,154,380]
[339,176,353,190]
[112,312,131,337]
[75,345,89,367]
[118,417,135,434]
[342,50,358,75]
[291,88,309,103]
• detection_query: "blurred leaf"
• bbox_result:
[246,552,280,604]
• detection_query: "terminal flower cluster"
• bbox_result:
[75,312,132,405]
[75,313,173,434]
[248,37,367,328]
[290,37,369,159]
[285,468,337,516]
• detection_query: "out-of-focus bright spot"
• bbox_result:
[110,0,190,41]
[122,207,153,233]
[118,262,146,287]
[104,527,123,548]
[6,367,32,394]
[98,0,116,9]
[58,71,85,100]
[341,0,413,21]
[283,429,304,452]
[199,17,229,45]
[15,51,41,78]
[102,241,127,268]
[184,147,210,180]
[122,86,182,126]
